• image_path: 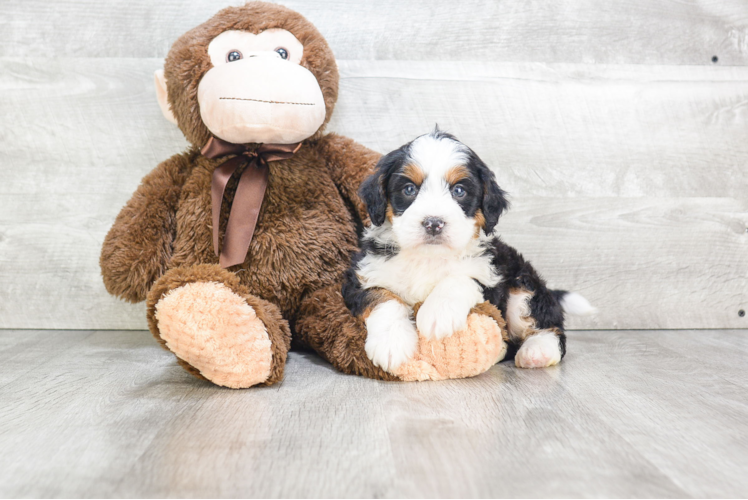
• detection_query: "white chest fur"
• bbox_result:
[356,245,500,306]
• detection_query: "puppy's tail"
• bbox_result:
[552,290,597,316]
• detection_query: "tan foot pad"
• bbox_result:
[393,312,507,382]
[155,281,272,388]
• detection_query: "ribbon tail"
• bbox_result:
[219,160,270,268]
[211,157,243,257]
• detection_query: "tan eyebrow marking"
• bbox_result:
[445,165,470,185]
[402,164,425,186]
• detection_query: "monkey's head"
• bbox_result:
[155,2,338,147]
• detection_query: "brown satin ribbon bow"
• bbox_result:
[201,136,301,268]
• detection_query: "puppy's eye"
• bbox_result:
[452,185,467,198]
[403,184,418,197]
[227,50,243,62]
[275,47,289,60]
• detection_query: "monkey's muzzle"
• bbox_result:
[198,56,326,144]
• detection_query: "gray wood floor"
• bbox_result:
[1,329,747,498]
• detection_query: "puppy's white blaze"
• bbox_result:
[506,289,534,340]
[515,331,562,369]
[560,292,597,316]
[408,133,468,181]
[364,300,418,372]
[416,275,485,340]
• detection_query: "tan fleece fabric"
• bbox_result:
[197,55,326,144]
[146,264,291,386]
[393,303,508,382]
[155,281,273,388]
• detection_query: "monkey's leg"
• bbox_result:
[146,264,290,388]
[295,286,399,381]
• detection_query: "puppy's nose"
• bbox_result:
[422,217,446,236]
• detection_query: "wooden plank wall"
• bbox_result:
[0,0,746,330]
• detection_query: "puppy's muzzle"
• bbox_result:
[422,217,446,236]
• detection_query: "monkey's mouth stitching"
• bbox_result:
[219,97,316,106]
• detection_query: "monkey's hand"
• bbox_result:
[100,152,191,302]
[317,133,381,223]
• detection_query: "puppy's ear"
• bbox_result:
[359,153,395,226]
[475,159,509,234]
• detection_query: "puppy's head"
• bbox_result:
[360,129,508,252]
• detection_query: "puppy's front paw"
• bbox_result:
[365,300,418,373]
[416,294,472,340]
[515,332,562,368]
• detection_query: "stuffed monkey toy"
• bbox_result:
[100,2,507,388]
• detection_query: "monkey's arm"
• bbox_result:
[100,152,193,303]
[316,133,381,222]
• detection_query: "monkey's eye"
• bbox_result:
[226,50,243,62]
[275,47,289,60]
[403,184,418,197]
[452,185,466,198]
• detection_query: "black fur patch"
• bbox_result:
[481,237,568,359]
[463,149,509,234]
[387,172,419,216]
[360,237,399,258]
[359,146,410,226]
[342,251,375,317]
[447,168,482,218]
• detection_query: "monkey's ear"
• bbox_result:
[154,69,178,125]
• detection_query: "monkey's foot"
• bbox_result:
[393,302,507,381]
[154,281,273,388]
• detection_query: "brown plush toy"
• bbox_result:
[100,1,507,388]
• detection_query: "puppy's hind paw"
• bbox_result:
[515,332,562,369]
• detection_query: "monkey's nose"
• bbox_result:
[422,217,446,236]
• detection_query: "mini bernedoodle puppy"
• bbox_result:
[343,128,595,372]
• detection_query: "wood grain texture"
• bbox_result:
[557,330,748,498]
[1,329,747,497]
[4,59,748,198]
[1,58,747,330]
[503,196,748,330]
[331,61,748,198]
[1,0,748,65]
